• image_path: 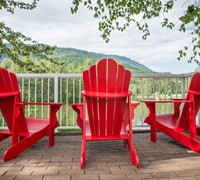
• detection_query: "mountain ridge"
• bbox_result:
[54,47,152,73]
[0,46,152,73]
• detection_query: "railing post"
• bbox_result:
[54,75,58,103]
[181,77,185,99]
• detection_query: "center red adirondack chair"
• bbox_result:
[0,68,63,161]
[142,72,200,152]
[70,58,140,168]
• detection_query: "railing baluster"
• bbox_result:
[157,79,160,114]
[28,78,31,117]
[47,78,50,117]
[41,78,44,118]
[175,78,178,99]
[164,78,167,113]
[66,78,69,127]
[60,78,63,126]
[152,78,155,99]
[72,78,75,126]
[54,75,58,103]
[181,77,185,99]
[21,78,24,101]
[147,78,149,99]
[170,78,172,113]
[34,78,37,117]
[79,78,81,103]
[140,78,144,125]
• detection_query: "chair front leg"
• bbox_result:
[128,97,140,167]
[189,94,197,139]
[12,98,21,145]
[49,104,62,147]
[80,97,87,169]
[173,102,181,119]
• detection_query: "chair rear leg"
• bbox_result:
[49,126,55,147]
[197,127,200,135]
[150,124,157,142]
[124,140,128,148]
[129,138,139,168]
[0,133,10,142]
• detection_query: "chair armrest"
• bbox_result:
[16,102,63,128]
[171,98,186,101]
[0,91,20,98]
[142,99,191,104]
[142,99,191,125]
[131,101,140,106]
[189,90,200,96]
[82,90,132,98]
[20,102,63,106]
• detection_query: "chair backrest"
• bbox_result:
[0,68,28,133]
[83,58,131,136]
[178,72,200,130]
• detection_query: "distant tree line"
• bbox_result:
[1,57,187,105]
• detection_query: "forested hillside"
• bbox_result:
[53,47,152,73]
[0,47,153,73]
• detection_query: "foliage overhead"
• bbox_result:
[0,0,58,73]
[1,0,200,71]
[71,0,200,64]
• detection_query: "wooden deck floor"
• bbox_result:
[0,132,200,180]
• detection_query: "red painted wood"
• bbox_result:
[113,65,125,135]
[97,59,107,136]
[107,59,117,135]
[82,91,132,98]
[0,68,62,161]
[2,68,13,92]
[10,73,20,92]
[123,71,131,92]
[90,65,97,92]
[70,58,140,168]
[143,72,200,153]
[70,103,83,129]
[89,65,98,135]
[107,59,117,92]
[178,73,200,131]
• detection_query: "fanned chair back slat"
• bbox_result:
[97,59,107,136]
[83,58,131,136]
[178,73,200,130]
[0,68,28,133]
[107,60,117,136]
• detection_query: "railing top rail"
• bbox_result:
[16,72,196,79]
[17,73,82,78]
[131,72,195,78]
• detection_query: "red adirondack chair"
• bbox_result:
[70,58,140,168]
[0,68,63,161]
[142,72,200,152]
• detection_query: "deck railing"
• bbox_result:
[0,72,198,130]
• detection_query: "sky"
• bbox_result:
[1,0,198,74]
